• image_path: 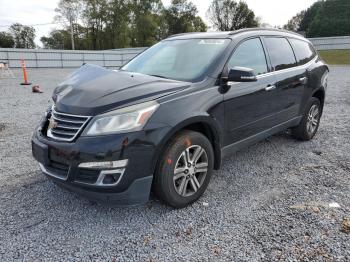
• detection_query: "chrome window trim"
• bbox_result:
[256,56,317,79]
[228,56,317,87]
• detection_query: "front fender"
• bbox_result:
[151,115,223,172]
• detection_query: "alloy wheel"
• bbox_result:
[306,104,320,135]
[173,145,208,197]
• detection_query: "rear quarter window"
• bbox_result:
[264,37,297,71]
[289,38,316,65]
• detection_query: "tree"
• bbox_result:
[207,0,258,31]
[130,0,164,47]
[284,0,350,37]
[40,0,209,50]
[9,23,36,48]
[164,0,207,36]
[55,0,83,49]
[298,1,323,34]
[0,31,15,48]
[81,0,108,50]
[41,30,70,49]
[283,11,305,32]
[192,16,207,32]
[104,0,131,48]
[307,0,350,37]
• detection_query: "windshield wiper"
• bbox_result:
[149,74,168,79]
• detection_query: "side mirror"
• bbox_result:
[227,66,257,82]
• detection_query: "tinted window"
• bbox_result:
[264,37,297,71]
[228,38,268,75]
[289,38,316,65]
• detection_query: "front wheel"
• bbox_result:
[292,97,322,140]
[153,130,214,208]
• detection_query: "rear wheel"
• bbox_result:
[153,130,214,208]
[292,97,321,140]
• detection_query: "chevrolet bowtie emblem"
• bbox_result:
[48,117,58,129]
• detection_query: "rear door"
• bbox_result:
[288,38,318,113]
[262,37,303,121]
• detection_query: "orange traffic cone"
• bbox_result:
[20,59,31,85]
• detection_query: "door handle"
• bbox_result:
[299,77,307,84]
[265,85,276,91]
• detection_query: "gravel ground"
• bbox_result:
[0,66,349,261]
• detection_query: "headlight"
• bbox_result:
[82,101,159,136]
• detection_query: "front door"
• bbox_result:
[223,37,278,146]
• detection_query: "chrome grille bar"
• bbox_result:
[51,129,76,136]
[52,115,86,124]
[56,124,80,130]
[46,107,91,142]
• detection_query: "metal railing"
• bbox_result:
[308,36,350,51]
[0,47,146,68]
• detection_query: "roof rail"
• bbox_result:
[167,32,202,39]
[228,27,303,37]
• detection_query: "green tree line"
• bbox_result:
[45,0,259,50]
[2,0,350,49]
[0,0,261,49]
[284,0,350,37]
[0,24,36,48]
[43,0,208,50]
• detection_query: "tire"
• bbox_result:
[153,130,214,208]
[292,97,322,141]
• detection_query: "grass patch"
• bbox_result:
[318,49,350,65]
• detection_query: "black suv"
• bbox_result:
[32,29,329,208]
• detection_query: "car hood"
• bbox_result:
[53,64,191,115]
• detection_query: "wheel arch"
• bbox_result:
[152,116,222,174]
[312,88,325,112]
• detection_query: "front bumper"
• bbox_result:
[31,124,171,206]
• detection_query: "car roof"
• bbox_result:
[167,28,308,42]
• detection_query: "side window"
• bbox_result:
[289,38,316,65]
[264,37,297,71]
[228,38,268,75]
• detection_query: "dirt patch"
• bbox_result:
[340,219,350,234]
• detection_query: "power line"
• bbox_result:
[0,22,58,28]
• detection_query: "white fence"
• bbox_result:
[308,36,350,50]
[0,47,146,68]
[0,36,349,68]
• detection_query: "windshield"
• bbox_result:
[122,39,230,82]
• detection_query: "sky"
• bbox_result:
[0,0,318,47]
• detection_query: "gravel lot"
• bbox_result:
[0,66,349,261]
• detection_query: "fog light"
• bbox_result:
[96,169,125,186]
[78,159,128,169]
[102,174,118,184]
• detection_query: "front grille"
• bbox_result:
[47,107,91,142]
